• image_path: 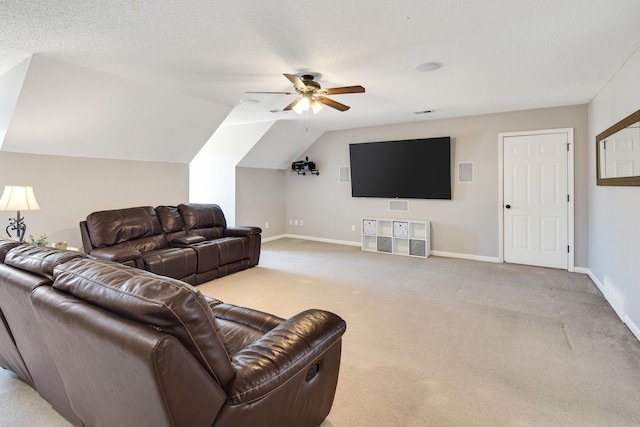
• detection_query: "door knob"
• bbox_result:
[505,204,511,209]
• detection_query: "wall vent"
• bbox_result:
[339,166,350,183]
[389,200,409,211]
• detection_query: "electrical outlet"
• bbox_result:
[300,220,303,226]
[265,222,269,229]
[294,220,298,225]
[351,225,356,231]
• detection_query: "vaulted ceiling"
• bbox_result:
[1,1,640,165]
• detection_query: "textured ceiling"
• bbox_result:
[2,1,640,134]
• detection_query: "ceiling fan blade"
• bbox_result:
[245,91,296,95]
[284,73,307,92]
[323,85,366,95]
[283,98,302,111]
[315,96,350,111]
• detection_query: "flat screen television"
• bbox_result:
[349,137,451,199]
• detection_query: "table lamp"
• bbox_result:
[0,185,41,241]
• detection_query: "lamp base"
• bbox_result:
[5,210,26,242]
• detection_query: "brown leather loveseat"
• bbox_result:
[80,203,261,285]
[0,241,346,427]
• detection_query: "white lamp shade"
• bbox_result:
[311,100,323,114]
[292,97,311,114]
[0,186,41,211]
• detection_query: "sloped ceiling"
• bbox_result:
[1,1,640,166]
[0,56,30,148]
[237,121,324,170]
[1,55,231,163]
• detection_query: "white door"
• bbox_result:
[503,131,569,269]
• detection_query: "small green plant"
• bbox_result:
[27,234,48,246]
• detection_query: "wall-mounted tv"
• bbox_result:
[349,137,451,200]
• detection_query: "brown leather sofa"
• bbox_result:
[79,203,261,285]
[0,240,38,400]
[0,241,346,427]
[0,240,89,425]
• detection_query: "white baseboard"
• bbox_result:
[586,270,626,319]
[626,316,640,343]
[584,268,640,343]
[430,250,501,263]
[266,235,501,260]
[262,234,360,247]
[574,266,590,275]
[586,269,606,295]
[261,234,287,243]
[284,234,361,247]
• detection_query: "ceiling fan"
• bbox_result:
[246,73,365,114]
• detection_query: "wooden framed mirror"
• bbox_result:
[596,109,640,186]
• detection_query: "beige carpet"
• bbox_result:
[2,238,640,426]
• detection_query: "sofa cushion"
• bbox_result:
[155,205,184,234]
[4,245,86,280]
[178,204,226,240]
[52,258,236,386]
[86,206,168,250]
[156,205,204,246]
[0,239,25,263]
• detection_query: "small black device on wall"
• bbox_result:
[292,157,319,175]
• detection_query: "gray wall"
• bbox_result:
[588,48,640,336]
[0,152,188,250]
[279,105,589,265]
[236,167,287,239]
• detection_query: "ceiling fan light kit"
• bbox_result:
[311,100,323,114]
[292,97,309,114]
[247,73,365,114]
[291,93,323,115]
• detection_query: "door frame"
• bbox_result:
[498,128,575,272]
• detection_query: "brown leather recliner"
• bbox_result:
[178,203,261,268]
[0,243,346,427]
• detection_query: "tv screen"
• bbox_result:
[349,137,451,199]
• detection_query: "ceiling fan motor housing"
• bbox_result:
[300,75,321,92]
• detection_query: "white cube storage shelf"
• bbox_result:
[361,218,430,258]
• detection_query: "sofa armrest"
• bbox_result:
[224,226,262,238]
[170,235,206,246]
[204,296,225,309]
[224,309,346,405]
[89,247,142,266]
[212,303,284,334]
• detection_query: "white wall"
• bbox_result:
[191,119,324,227]
[588,48,640,338]
[281,105,589,264]
[0,152,188,250]
[189,121,274,225]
